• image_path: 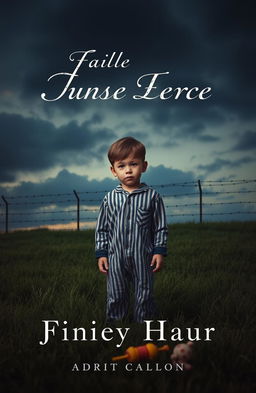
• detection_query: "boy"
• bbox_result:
[95,137,168,323]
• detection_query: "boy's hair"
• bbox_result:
[108,137,146,165]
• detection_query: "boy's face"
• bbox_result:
[111,154,148,191]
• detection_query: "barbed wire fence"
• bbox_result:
[1,179,256,233]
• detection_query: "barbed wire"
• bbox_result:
[203,211,256,215]
[202,180,256,184]
[8,208,99,216]
[5,192,73,199]
[203,190,256,195]
[203,183,256,187]
[80,199,103,203]
[2,179,256,200]
[5,200,256,215]
[1,179,256,231]
[5,190,256,205]
[8,199,75,206]
[162,192,198,198]
[167,211,256,217]
[7,211,256,224]
[8,217,95,224]
[165,201,256,208]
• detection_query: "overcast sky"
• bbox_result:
[0,0,255,227]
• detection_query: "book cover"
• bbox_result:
[0,1,255,392]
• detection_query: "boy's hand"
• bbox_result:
[150,254,164,272]
[98,257,109,274]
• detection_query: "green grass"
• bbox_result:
[0,222,256,393]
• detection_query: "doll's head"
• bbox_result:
[171,341,193,370]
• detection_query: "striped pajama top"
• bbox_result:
[95,183,168,259]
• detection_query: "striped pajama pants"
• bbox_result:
[106,252,155,323]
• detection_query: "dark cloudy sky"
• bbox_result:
[0,0,255,227]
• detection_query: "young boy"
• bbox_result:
[95,137,168,323]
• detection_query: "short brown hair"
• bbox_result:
[108,137,146,165]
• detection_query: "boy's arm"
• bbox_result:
[152,194,168,256]
[95,199,109,259]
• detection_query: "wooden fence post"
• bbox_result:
[198,180,202,223]
[1,195,9,233]
[73,190,80,231]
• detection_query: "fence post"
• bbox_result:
[198,180,202,223]
[1,195,9,233]
[73,190,80,231]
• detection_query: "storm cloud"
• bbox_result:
[197,156,256,174]
[232,131,256,151]
[0,112,115,181]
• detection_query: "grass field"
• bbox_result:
[0,222,255,393]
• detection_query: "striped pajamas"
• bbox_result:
[95,183,168,322]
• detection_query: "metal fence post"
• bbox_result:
[198,180,202,223]
[1,195,9,233]
[73,190,80,231]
